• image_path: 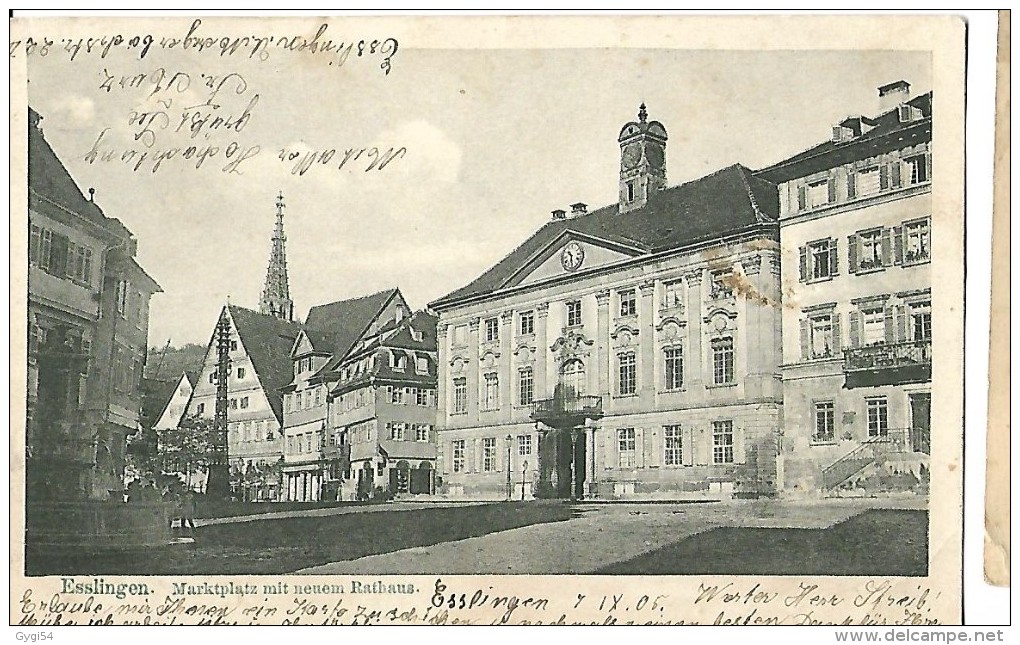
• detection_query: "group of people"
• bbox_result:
[124,477,197,536]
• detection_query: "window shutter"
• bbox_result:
[891,161,902,188]
[847,171,856,199]
[879,163,890,190]
[896,305,908,342]
[798,246,808,282]
[827,176,837,203]
[799,319,811,360]
[831,312,842,352]
[51,233,70,277]
[881,228,893,266]
[849,310,863,348]
[681,427,694,466]
[893,225,905,264]
[648,427,661,468]
[733,426,747,464]
[848,234,859,274]
[926,152,932,182]
[797,184,807,210]
[828,239,839,275]
[697,427,712,465]
[635,427,645,468]
[884,306,896,344]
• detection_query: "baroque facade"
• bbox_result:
[430,106,783,500]
[27,107,162,502]
[756,81,932,495]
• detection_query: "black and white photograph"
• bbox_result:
[9,12,987,628]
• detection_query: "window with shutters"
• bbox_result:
[861,307,886,346]
[855,166,881,197]
[416,424,431,442]
[905,154,929,185]
[664,346,684,391]
[116,279,130,316]
[663,425,683,466]
[802,312,839,360]
[711,337,735,385]
[618,428,636,468]
[416,387,430,406]
[866,397,889,437]
[903,218,931,265]
[806,178,829,208]
[482,437,497,472]
[451,440,466,472]
[389,422,405,441]
[617,352,637,395]
[452,377,467,414]
[712,420,735,464]
[799,238,838,282]
[911,301,932,341]
[852,228,886,272]
[813,401,836,443]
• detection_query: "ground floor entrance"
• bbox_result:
[536,426,589,499]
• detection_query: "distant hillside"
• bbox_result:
[145,342,206,381]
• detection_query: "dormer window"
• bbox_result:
[416,356,429,373]
[411,329,423,342]
[626,180,636,203]
[394,354,407,372]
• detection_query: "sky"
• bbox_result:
[24,21,931,347]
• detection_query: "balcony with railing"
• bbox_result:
[532,394,604,428]
[843,339,932,388]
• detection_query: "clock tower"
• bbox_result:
[618,103,668,214]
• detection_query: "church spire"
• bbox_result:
[259,192,294,321]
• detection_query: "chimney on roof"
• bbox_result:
[551,209,566,220]
[570,202,587,217]
[877,80,911,115]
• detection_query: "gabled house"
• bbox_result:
[279,289,438,501]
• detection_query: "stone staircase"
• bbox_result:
[821,430,913,492]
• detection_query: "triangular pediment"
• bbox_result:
[291,330,316,358]
[507,231,645,289]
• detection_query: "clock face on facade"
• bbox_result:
[622,143,642,169]
[645,143,665,169]
[560,242,585,272]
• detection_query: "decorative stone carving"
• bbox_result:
[683,269,704,286]
[535,302,550,318]
[550,329,595,362]
[739,254,763,276]
[638,280,656,296]
[595,289,611,306]
[468,317,480,331]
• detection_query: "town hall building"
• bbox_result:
[430,105,784,500]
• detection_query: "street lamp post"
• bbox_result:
[522,460,529,501]
[569,427,579,502]
[505,434,513,501]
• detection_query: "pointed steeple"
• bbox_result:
[259,192,294,321]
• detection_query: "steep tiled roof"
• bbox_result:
[28,108,109,226]
[305,288,399,371]
[228,305,303,422]
[755,92,933,184]
[431,164,778,307]
[140,376,181,430]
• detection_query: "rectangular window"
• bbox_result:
[196,402,205,415]
[416,356,429,374]
[806,178,829,208]
[618,352,637,395]
[390,386,405,404]
[866,398,889,437]
[856,166,880,196]
[801,238,838,281]
[813,402,836,443]
[519,310,535,336]
[711,337,735,385]
[712,420,735,464]
[519,367,534,406]
[115,279,129,316]
[709,271,733,300]
[314,388,321,406]
[904,218,931,264]
[619,289,637,317]
[236,367,245,380]
[664,346,684,391]
[415,424,430,442]
[618,428,636,468]
[858,229,884,271]
[663,425,683,466]
[484,317,499,342]
[451,440,466,473]
[453,377,467,414]
[566,300,582,327]
[862,308,885,346]
[905,154,929,185]
[663,280,683,309]
[809,314,835,359]
[416,387,430,406]
[240,396,249,409]
[911,302,932,341]
[518,434,532,456]
[453,325,467,346]
[482,437,497,472]
[389,422,405,441]
[483,372,500,410]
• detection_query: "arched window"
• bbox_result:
[559,359,586,397]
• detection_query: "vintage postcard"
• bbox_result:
[10,13,969,627]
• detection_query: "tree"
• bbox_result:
[158,415,218,488]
